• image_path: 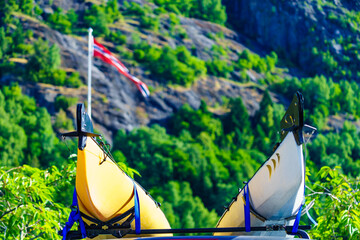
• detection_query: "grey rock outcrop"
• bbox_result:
[14,13,266,141]
[222,0,350,73]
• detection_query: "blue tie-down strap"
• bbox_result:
[133,182,141,234]
[291,204,303,234]
[62,188,87,240]
[243,183,251,232]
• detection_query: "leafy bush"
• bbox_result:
[54,109,73,130]
[153,0,227,25]
[308,166,360,239]
[0,165,74,239]
[106,31,127,45]
[54,95,78,111]
[25,39,82,87]
[140,14,160,31]
[0,84,69,168]
[123,1,150,16]
[84,4,110,36]
[206,58,233,78]
[47,8,72,34]
[66,72,82,88]
[26,39,61,80]
[134,43,206,86]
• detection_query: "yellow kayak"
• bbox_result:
[63,103,171,239]
[76,137,171,233]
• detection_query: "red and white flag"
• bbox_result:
[93,38,150,97]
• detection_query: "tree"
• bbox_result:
[253,91,282,155]
[84,4,109,36]
[222,97,253,149]
[191,0,227,25]
[25,39,61,83]
[151,181,219,229]
[308,166,360,239]
[47,8,72,34]
[0,165,74,239]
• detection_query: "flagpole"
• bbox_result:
[88,28,93,119]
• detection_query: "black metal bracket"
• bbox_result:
[280,91,304,145]
[61,103,99,150]
[62,225,311,240]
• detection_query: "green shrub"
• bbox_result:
[66,9,78,31]
[84,4,109,36]
[206,58,233,78]
[154,6,167,15]
[66,72,82,88]
[138,45,205,85]
[106,31,127,45]
[169,12,180,26]
[176,26,188,39]
[152,0,227,25]
[51,69,67,86]
[105,0,122,23]
[54,109,73,130]
[47,8,72,34]
[26,39,61,82]
[140,14,160,31]
[134,49,146,61]
[54,95,78,111]
[123,1,149,16]
[216,31,225,39]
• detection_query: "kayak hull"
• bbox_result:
[215,132,304,236]
[76,137,171,237]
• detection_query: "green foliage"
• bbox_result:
[206,58,233,78]
[105,0,122,23]
[308,121,360,177]
[0,84,69,168]
[54,95,78,112]
[54,109,73,130]
[222,98,254,149]
[0,27,8,59]
[123,1,150,16]
[190,0,227,25]
[113,100,265,214]
[272,74,360,129]
[25,39,60,78]
[153,0,227,25]
[0,165,73,239]
[105,31,127,45]
[236,50,278,75]
[25,39,82,87]
[66,9,78,27]
[84,4,110,36]
[47,8,72,34]
[18,0,35,15]
[169,101,222,140]
[134,43,206,86]
[152,181,218,229]
[140,14,160,31]
[252,91,284,155]
[83,0,122,36]
[66,72,82,88]
[308,166,360,239]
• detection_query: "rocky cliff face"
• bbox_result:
[9,10,268,141]
[223,0,354,72]
[3,0,358,141]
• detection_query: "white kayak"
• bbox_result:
[215,92,315,237]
